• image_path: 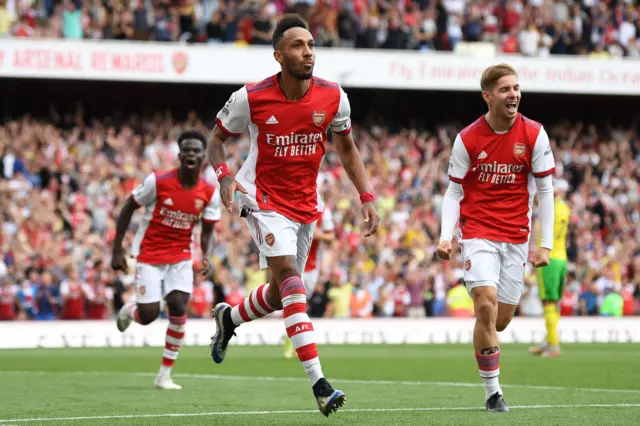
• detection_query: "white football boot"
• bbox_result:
[116,298,136,332]
[154,372,182,390]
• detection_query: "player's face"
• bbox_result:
[275,27,315,80]
[487,75,520,120]
[178,139,205,171]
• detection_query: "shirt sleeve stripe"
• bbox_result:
[215,118,243,137]
[533,168,555,178]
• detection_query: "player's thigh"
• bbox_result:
[497,241,529,305]
[246,210,298,270]
[135,262,166,303]
[296,221,316,276]
[460,239,501,296]
[164,260,194,299]
[302,269,320,296]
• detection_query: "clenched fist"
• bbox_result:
[436,240,453,260]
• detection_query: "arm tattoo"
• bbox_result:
[343,159,357,180]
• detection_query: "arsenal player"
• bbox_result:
[111,131,220,390]
[207,14,379,417]
[437,64,555,412]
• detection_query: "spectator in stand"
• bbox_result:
[59,267,89,320]
[0,277,18,320]
[0,0,15,37]
[308,280,330,318]
[326,271,352,319]
[188,271,214,319]
[62,0,82,40]
[34,271,59,321]
[578,282,599,316]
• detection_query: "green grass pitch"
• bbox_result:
[1,344,639,425]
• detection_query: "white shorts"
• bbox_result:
[134,260,194,304]
[302,268,320,296]
[459,238,529,305]
[244,209,315,276]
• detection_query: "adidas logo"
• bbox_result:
[163,198,174,206]
[477,151,488,160]
[266,116,278,124]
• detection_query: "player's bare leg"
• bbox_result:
[471,286,509,412]
[269,256,345,417]
[153,290,189,390]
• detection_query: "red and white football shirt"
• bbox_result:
[304,207,335,272]
[86,282,114,320]
[60,280,90,319]
[0,284,17,320]
[449,113,555,244]
[131,169,221,265]
[215,74,352,224]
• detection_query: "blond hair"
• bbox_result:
[480,64,517,91]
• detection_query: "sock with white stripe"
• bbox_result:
[126,303,143,324]
[476,348,502,401]
[159,315,186,376]
[230,283,276,326]
[280,276,324,386]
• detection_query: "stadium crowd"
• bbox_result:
[0,103,638,321]
[0,0,639,57]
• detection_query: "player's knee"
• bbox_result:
[473,298,497,324]
[165,291,189,316]
[137,304,160,325]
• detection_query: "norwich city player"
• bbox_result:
[529,181,571,357]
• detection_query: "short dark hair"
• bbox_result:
[177,131,206,150]
[272,14,308,49]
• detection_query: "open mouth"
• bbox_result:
[185,158,198,167]
[506,101,518,114]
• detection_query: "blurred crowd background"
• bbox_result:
[0,95,638,321]
[0,0,639,57]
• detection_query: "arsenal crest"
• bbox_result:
[464,260,472,271]
[195,199,204,209]
[173,52,188,75]
[513,142,526,158]
[138,285,146,296]
[265,233,275,247]
[312,110,326,126]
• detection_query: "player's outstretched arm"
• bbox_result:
[333,132,379,237]
[437,134,470,260]
[111,196,139,273]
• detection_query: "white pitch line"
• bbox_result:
[2,404,640,423]
[3,370,640,395]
